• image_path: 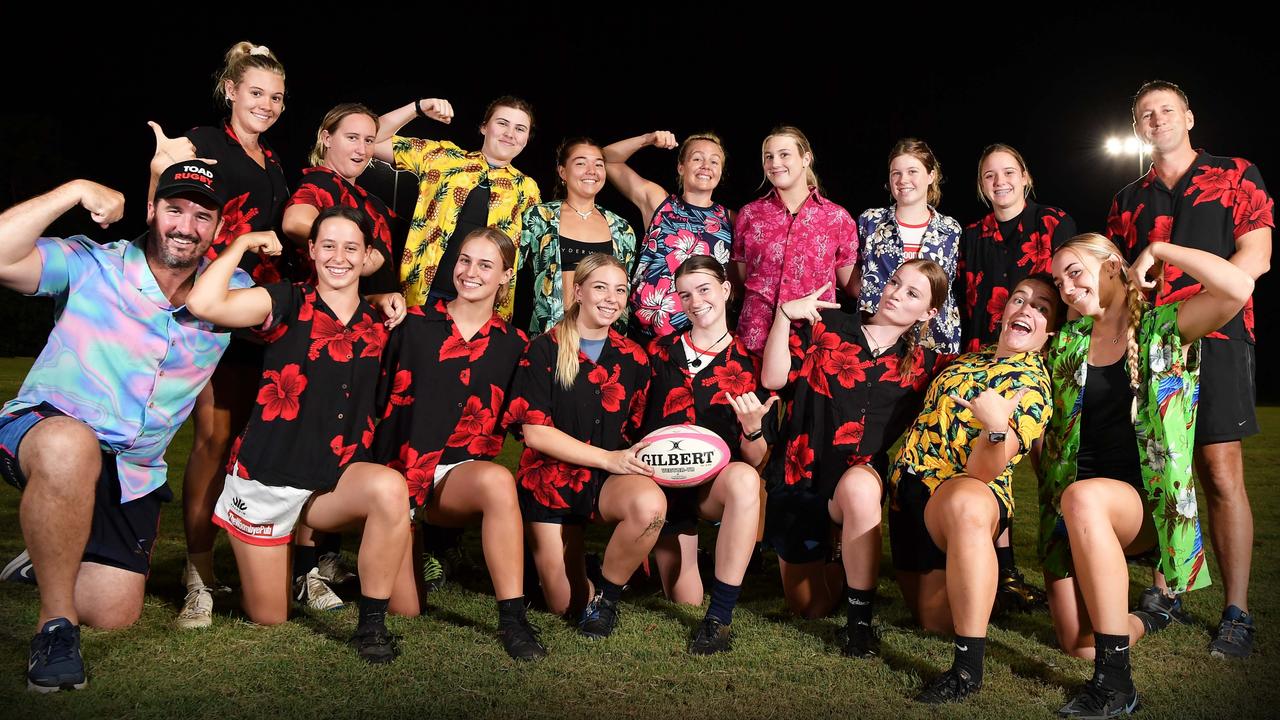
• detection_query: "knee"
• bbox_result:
[835,472,882,520]
[474,464,518,510]
[626,488,667,527]
[719,463,761,508]
[936,487,997,535]
[22,418,101,483]
[79,597,143,630]
[1060,482,1103,523]
[369,470,410,518]
[245,607,288,626]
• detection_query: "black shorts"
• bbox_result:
[888,469,1009,574]
[764,485,834,564]
[661,484,704,536]
[1195,337,1257,444]
[0,403,171,576]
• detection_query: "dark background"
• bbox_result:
[3,6,1276,396]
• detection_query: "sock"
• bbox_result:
[358,596,389,628]
[497,597,526,623]
[844,586,875,629]
[598,576,624,605]
[293,544,318,581]
[706,578,742,625]
[995,545,1016,573]
[951,635,986,683]
[186,551,216,589]
[1093,632,1133,692]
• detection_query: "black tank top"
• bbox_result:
[558,235,611,272]
[1077,356,1143,489]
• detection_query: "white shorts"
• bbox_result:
[408,460,477,523]
[212,467,314,546]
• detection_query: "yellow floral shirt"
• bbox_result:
[889,348,1051,514]
[392,136,541,317]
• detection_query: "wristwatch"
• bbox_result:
[742,427,764,441]
[986,429,1008,444]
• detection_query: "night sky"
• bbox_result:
[3,8,1277,394]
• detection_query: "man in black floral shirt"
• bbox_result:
[1107,80,1273,659]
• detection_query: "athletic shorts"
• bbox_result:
[212,464,314,546]
[0,402,170,575]
[888,469,1009,574]
[764,466,884,564]
[1196,337,1257,444]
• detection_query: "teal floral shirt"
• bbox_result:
[1038,302,1210,593]
[519,201,637,334]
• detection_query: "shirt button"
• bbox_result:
[342,383,348,390]
[457,402,463,408]
[337,413,344,419]
[171,340,177,347]
[148,402,155,408]
[347,354,353,360]
[595,419,601,425]
[158,371,165,377]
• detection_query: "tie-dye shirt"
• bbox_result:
[1,235,251,501]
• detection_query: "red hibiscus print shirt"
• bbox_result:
[285,166,399,293]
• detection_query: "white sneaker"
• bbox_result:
[317,551,356,584]
[176,585,214,629]
[294,567,344,611]
[182,559,231,595]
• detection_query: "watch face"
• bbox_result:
[988,431,1008,443]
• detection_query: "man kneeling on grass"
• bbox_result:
[0,161,251,692]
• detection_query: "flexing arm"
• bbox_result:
[602,131,675,220]
[522,424,654,476]
[1130,242,1255,343]
[186,231,280,327]
[0,180,123,294]
[372,98,454,163]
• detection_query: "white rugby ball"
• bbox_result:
[638,424,730,488]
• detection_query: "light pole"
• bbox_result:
[1105,136,1153,177]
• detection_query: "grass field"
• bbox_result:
[0,356,1277,719]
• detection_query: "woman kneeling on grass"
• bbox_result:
[373,227,546,661]
[887,274,1059,703]
[760,259,949,658]
[502,253,663,639]
[639,255,773,655]
[187,206,410,663]
[1039,234,1251,718]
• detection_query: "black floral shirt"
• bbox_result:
[187,123,290,284]
[285,166,398,293]
[639,334,765,451]
[957,202,1076,351]
[373,300,527,508]
[765,309,945,498]
[227,283,388,491]
[1108,151,1273,342]
[503,328,650,521]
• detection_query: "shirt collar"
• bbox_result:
[766,185,823,210]
[124,235,173,310]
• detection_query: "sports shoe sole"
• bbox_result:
[2,550,36,585]
[28,677,88,693]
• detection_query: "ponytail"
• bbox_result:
[552,253,628,389]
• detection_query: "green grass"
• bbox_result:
[1,355,1277,718]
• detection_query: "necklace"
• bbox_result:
[862,324,899,356]
[686,330,730,368]
[565,201,595,220]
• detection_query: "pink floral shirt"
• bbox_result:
[732,188,858,354]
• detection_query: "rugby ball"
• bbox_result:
[638,424,730,488]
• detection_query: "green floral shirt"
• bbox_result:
[519,201,637,335]
[1038,302,1210,593]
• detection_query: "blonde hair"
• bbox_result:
[1055,233,1147,415]
[213,41,286,105]
[761,126,820,193]
[554,253,629,389]
[975,143,1035,205]
[676,133,726,193]
[309,103,379,167]
[891,259,949,379]
[889,138,943,207]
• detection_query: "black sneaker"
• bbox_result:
[350,624,400,664]
[28,618,86,693]
[1058,676,1140,718]
[995,566,1047,614]
[498,614,547,661]
[688,616,732,655]
[1132,586,1189,634]
[578,591,620,640]
[2,549,36,585]
[841,621,879,659]
[915,667,981,704]
[1209,605,1254,659]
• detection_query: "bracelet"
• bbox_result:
[415,99,427,119]
[780,306,794,322]
[742,427,764,441]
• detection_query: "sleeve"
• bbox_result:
[1105,195,1135,260]
[731,204,752,263]
[835,208,859,269]
[624,360,651,444]
[184,126,219,159]
[1233,161,1274,238]
[501,335,557,438]
[787,320,813,384]
[617,219,637,275]
[31,236,87,299]
[519,205,545,272]
[955,230,971,327]
[374,319,408,422]
[1007,364,1052,455]
[285,175,337,211]
[391,135,446,175]
[256,282,300,339]
[1049,209,1077,252]
[524,176,542,211]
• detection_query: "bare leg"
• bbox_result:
[388,527,422,617]
[697,462,761,587]
[778,558,843,619]
[898,569,953,634]
[426,461,523,601]
[654,533,703,605]
[922,477,1000,638]
[526,522,588,616]
[596,474,667,586]
[229,539,290,625]
[74,563,145,630]
[18,416,102,628]
[1196,441,1252,612]
[182,365,255,561]
[304,463,410,600]
[829,466,883,591]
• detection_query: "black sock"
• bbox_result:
[497,597,526,622]
[952,635,986,683]
[598,576,624,605]
[292,544,318,580]
[358,596,389,628]
[1093,632,1133,692]
[845,586,875,629]
[995,545,1016,573]
[706,578,742,625]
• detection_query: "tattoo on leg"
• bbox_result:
[642,514,666,538]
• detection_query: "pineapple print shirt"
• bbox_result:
[392,136,541,317]
[1037,303,1209,594]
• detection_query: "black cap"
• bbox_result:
[154,160,223,207]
